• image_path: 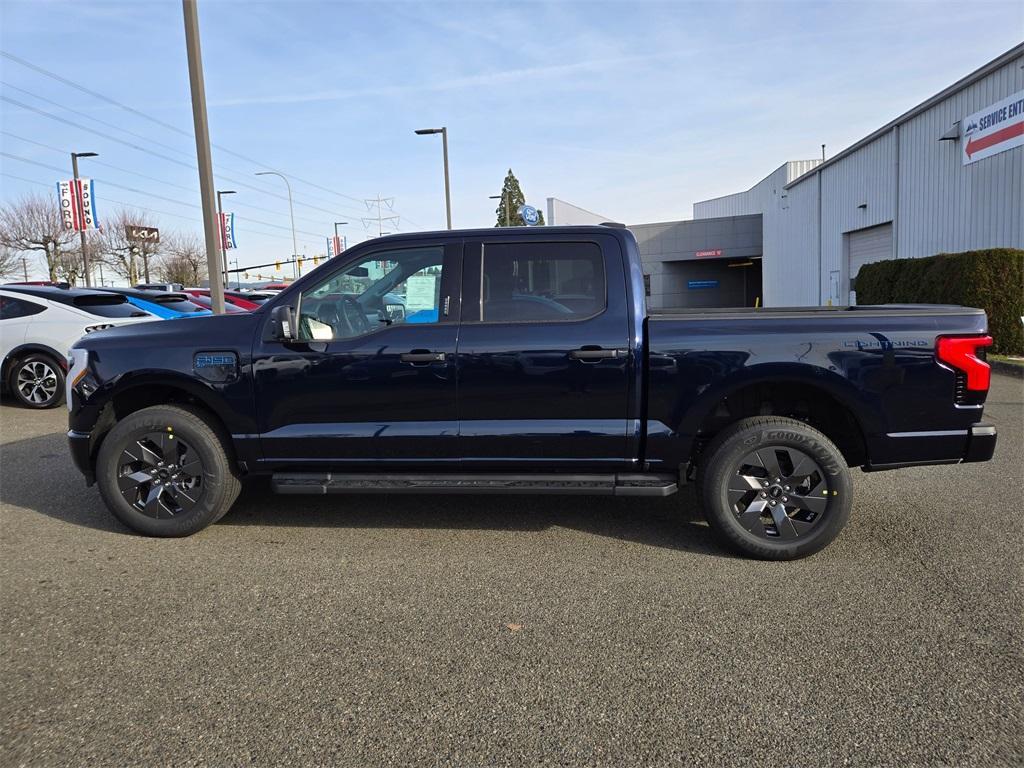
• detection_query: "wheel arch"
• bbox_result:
[2,343,67,384]
[682,364,874,468]
[89,374,240,474]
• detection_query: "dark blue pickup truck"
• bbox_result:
[67,225,996,559]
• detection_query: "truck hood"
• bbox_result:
[72,311,261,352]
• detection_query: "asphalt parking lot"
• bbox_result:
[1,375,1022,767]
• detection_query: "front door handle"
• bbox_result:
[401,350,446,365]
[570,347,624,362]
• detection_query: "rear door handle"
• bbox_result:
[401,350,446,365]
[570,347,624,362]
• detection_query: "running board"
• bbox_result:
[271,472,678,497]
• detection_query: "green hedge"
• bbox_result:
[856,248,1024,355]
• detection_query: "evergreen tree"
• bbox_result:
[494,169,545,227]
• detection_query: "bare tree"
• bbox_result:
[0,193,77,282]
[0,247,25,280]
[94,209,162,285]
[156,232,207,286]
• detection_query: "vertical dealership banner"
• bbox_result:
[219,212,237,249]
[961,89,1024,165]
[327,235,347,258]
[57,179,100,231]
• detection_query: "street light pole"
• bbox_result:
[216,189,236,287]
[181,0,226,314]
[414,127,452,229]
[333,221,347,257]
[71,151,97,286]
[256,171,298,278]
[489,192,510,227]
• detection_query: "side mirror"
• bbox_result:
[271,304,297,341]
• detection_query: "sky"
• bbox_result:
[1,0,1022,280]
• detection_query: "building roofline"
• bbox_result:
[785,42,1024,190]
[694,159,820,207]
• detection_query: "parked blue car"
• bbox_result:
[97,288,212,319]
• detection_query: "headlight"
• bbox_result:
[66,347,91,408]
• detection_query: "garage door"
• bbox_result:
[847,222,893,304]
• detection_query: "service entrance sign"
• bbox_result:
[961,89,1024,165]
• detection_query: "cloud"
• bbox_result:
[207,49,683,108]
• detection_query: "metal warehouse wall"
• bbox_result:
[693,161,821,219]
[545,198,610,226]
[776,47,1024,307]
[895,56,1023,259]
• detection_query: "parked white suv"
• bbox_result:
[0,286,155,409]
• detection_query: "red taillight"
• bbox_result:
[936,335,993,391]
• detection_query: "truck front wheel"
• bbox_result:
[96,405,241,537]
[697,416,852,560]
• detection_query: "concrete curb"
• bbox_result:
[991,359,1024,379]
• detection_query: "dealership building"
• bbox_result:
[548,43,1023,309]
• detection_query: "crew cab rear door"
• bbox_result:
[456,233,635,468]
[252,241,462,465]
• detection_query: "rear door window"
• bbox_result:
[0,296,46,320]
[476,241,606,323]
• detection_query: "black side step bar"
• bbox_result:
[271,472,678,497]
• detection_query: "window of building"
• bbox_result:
[480,242,605,322]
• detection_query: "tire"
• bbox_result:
[697,416,852,560]
[96,405,241,537]
[8,352,65,409]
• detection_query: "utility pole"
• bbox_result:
[489,192,510,227]
[255,171,297,278]
[182,0,225,313]
[362,195,399,238]
[21,256,28,282]
[71,151,97,286]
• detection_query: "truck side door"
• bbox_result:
[252,242,462,466]
[456,234,635,469]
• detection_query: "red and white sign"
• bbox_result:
[332,235,345,256]
[56,178,99,231]
[961,89,1024,165]
[218,212,237,250]
[695,249,722,258]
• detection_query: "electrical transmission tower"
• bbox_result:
[362,195,400,237]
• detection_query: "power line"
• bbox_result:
[0,92,374,221]
[0,153,330,241]
[0,172,323,252]
[1,50,383,209]
[0,130,358,232]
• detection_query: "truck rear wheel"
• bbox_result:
[697,416,852,560]
[96,405,241,537]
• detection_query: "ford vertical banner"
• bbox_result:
[57,179,99,231]
[219,212,237,249]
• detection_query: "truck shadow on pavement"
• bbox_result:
[0,430,729,558]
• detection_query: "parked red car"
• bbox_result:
[183,288,261,311]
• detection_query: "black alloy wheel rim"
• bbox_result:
[727,445,831,540]
[116,431,204,518]
[16,360,58,405]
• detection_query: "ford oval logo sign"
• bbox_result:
[518,204,540,226]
